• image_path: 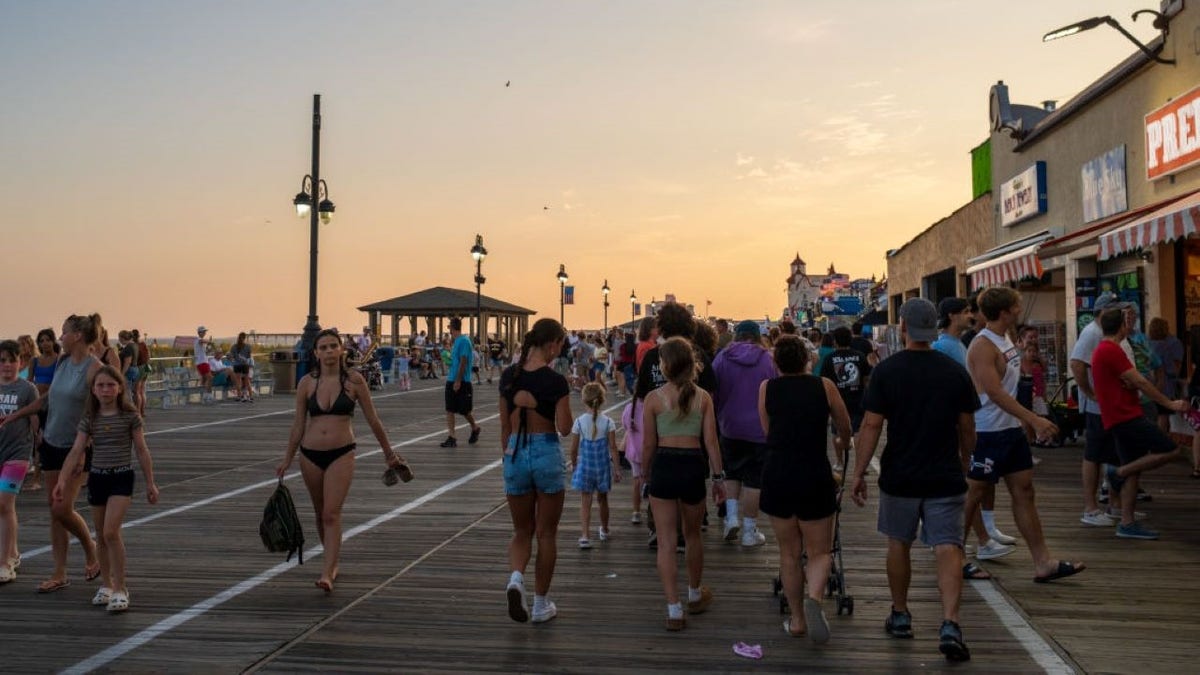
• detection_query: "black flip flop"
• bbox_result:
[962,562,992,580]
[1034,560,1086,583]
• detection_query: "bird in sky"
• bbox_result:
[543,205,550,210]
[506,80,510,87]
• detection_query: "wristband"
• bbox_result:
[712,471,726,481]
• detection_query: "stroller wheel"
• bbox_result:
[779,596,789,615]
[838,596,854,616]
[772,576,783,596]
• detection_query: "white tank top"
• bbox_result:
[974,328,1021,432]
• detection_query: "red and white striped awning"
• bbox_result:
[1098,191,1200,261]
[966,232,1054,290]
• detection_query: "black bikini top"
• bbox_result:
[307,373,357,417]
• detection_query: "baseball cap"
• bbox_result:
[197,325,208,334]
[899,298,938,342]
[734,320,761,338]
[937,297,970,328]
[1093,292,1132,312]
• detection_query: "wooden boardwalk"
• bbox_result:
[2,378,1198,674]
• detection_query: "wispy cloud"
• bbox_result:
[735,152,755,166]
[763,18,835,44]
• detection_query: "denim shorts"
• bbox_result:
[878,490,965,547]
[503,433,565,496]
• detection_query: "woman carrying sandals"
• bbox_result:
[37,314,103,593]
[276,329,412,593]
[499,318,572,624]
[757,334,852,643]
[642,337,726,631]
[54,365,159,612]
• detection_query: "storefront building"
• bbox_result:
[982,2,1200,363]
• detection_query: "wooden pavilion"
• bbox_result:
[357,286,536,346]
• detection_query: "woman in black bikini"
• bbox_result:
[276,329,412,592]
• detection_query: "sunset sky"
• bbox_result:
[1,1,1164,338]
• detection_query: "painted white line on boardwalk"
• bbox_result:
[61,459,502,675]
[971,582,1077,674]
[20,414,499,562]
[142,387,435,436]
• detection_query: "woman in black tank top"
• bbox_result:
[276,329,412,593]
[757,335,852,642]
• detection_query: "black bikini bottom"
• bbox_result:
[299,443,356,471]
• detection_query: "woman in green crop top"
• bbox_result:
[641,337,726,631]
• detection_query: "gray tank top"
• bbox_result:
[44,356,96,447]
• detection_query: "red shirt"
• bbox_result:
[1091,339,1143,429]
[635,340,655,372]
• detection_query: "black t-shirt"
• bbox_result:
[499,364,569,422]
[818,348,872,414]
[119,343,137,369]
[487,339,504,360]
[634,344,717,401]
[960,328,978,349]
[850,336,875,359]
[861,349,979,498]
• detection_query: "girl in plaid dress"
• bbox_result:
[569,383,620,548]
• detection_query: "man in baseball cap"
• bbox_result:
[194,325,213,402]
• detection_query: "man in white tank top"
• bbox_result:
[965,287,1086,583]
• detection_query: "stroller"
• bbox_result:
[347,347,384,390]
[772,438,854,617]
[1043,377,1084,446]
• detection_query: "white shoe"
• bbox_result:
[92,587,113,606]
[723,519,741,542]
[630,512,642,525]
[963,543,976,555]
[532,599,558,623]
[740,528,766,548]
[506,580,529,623]
[578,537,592,549]
[976,539,1015,560]
[598,528,609,542]
[1080,509,1116,527]
[987,528,1017,545]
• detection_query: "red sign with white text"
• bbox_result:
[1145,84,1200,180]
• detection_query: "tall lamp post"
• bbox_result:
[557,264,569,325]
[471,234,488,346]
[602,279,610,334]
[292,93,336,359]
[630,289,637,326]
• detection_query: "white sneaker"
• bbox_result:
[1080,509,1116,527]
[630,512,642,525]
[987,528,1017,545]
[598,527,609,542]
[963,543,976,555]
[531,599,558,623]
[506,580,529,623]
[976,539,1015,560]
[723,519,741,542]
[740,528,766,548]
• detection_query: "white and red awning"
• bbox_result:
[1098,190,1200,260]
[966,232,1054,290]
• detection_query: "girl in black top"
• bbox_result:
[499,318,573,625]
[757,335,852,643]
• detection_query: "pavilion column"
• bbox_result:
[390,314,400,346]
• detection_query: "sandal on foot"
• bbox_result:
[36,578,70,593]
[0,565,15,584]
[1034,560,1086,583]
[8,555,19,570]
[962,562,992,580]
[85,561,102,581]
[92,587,113,606]
[804,597,830,644]
[783,616,806,637]
[107,591,129,613]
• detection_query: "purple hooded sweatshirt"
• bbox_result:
[712,341,777,442]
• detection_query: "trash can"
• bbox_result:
[270,351,299,394]
[376,346,395,383]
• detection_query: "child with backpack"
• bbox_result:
[569,382,619,548]
[53,365,158,613]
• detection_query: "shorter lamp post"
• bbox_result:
[602,279,610,334]
[557,264,569,326]
[630,290,637,325]
[471,234,487,346]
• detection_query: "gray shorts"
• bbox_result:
[877,490,965,548]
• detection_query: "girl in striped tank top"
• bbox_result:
[54,365,158,613]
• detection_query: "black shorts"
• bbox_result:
[720,437,767,489]
[37,441,72,472]
[233,364,250,374]
[759,454,837,521]
[1084,413,1119,464]
[968,428,1034,483]
[87,467,135,506]
[1110,416,1177,465]
[445,381,474,415]
[648,447,707,505]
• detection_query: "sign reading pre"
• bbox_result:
[1000,161,1047,227]
[1146,84,1200,181]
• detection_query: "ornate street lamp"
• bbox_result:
[292,94,336,362]
[556,264,569,325]
[602,279,611,334]
[471,234,488,346]
[630,289,637,325]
